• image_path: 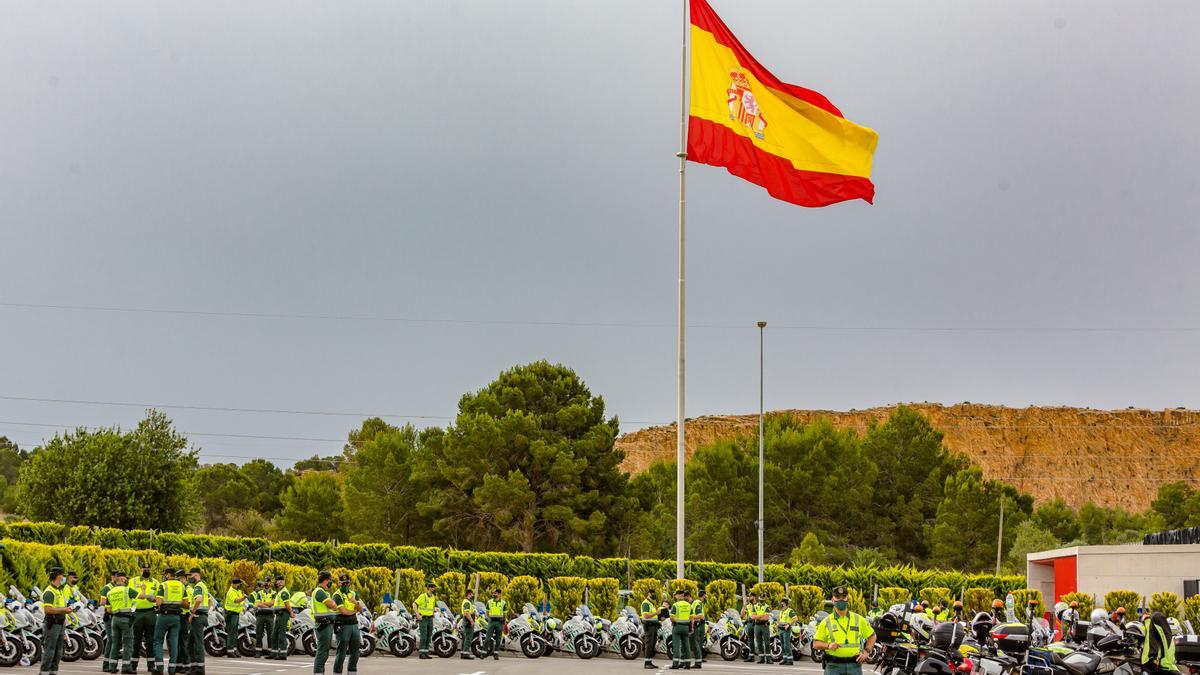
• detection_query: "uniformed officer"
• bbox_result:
[64,572,79,604]
[753,594,772,664]
[152,568,186,675]
[104,571,139,675]
[177,570,193,675]
[740,592,759,663]
[483,588,506,661]
[311,573,337,675]
[331,574,364,675]
[269,576,292,660]
[253,580,275,658]
[413,582,438,660]
[778,598,797,666]
[131,563,161,673]
[100,571,118,649]
[690,589,706,668]
[222,578,245,659]
[40,567,75,675]
[641,589,661,670]
[459,589,476,660]
[669,588,692,670]
[812,587,876,675]
[187,569,209,675]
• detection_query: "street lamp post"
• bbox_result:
[757,320,766,584]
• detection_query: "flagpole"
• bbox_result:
[675,0,689,581]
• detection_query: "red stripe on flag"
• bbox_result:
[689,0,845,119]
[687,115,875,207]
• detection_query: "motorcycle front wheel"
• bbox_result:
[203,632,225,657]
[574,635,600,660]
[237,632,257,658]
[431,633,456,658]
[388,633,415,658]
[82,633,102,660]
[61,633,84,662]
[359,634,376,658]
[771,636,783,661]
[471,633,487,659]
[302,631,316,657]
[0,634,24,667]
[22,635,42,665]
[520,634,544,659]
[720,636,740,662]
[618,635,641,660]
[811,648,824,663]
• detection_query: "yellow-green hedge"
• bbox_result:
[548,576,586,616]
[705,580,737,620]
[1151,592,1181,619]
[789,584,824,620]
[963,587,996,615]
[1104,590,1140,614]
[588,577,619,619]
[504,575,543,612]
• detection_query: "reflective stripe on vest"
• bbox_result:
[45,584,69,609]
[192,581,210,608]
[339,590,356,612]
[160,580,185,603]
[780,608,796,624]
[641,599,657,620]
[274,588,290,608]
[414,593,437,615]
[313,588,336,616]
[461,599,475,616]
[691,600,705,619]
[132,578,159,610]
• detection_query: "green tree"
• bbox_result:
[418,361,633,554]
[340,418,433,545]
[763,416,877,561]
[293,455,342,473]
[860,407,965,564]
[193,463,258,532]
[274,471,345,541]
[1007,520,1060,570]
[684,440,757,561]
[851,546,893,568]
[1151,482,1199,530]
[790,532,826,566]
[16,410,197,530]
[1032,499,1081,543]
[239,459,290,517]
[926,467,1033,571]
[0,436,28,513]
[626,460,676,560]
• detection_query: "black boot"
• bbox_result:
[645,661,658,669]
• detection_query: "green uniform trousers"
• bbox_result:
[270,612,290,659]
[671,622,692,664]
[39,621,65,675]
[825,661,864,675]
[333,623,360,674]
[461,620,474,656]
[191,613,208,672]
[254,611,273,657]
[105,615,136,674]
[417,617,432,656]
[691,621,706,662]
[153,614,181,674]
[312,623,334,675]
[134,609,158,671]
[484,618,504,656]
[753,623,770,661]
[781,627,794,660]
[224,612,241,657]
[643,621,660,661]
[177,615,192,671]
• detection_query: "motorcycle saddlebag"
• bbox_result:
[1176,634,1200,662]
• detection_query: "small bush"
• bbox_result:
[705,580,738,618]
[548,576,587,617]
[587,577,620,619]
[1104,590,1141,614]
[1151,592,1182,620]
[505,576,544,612]
[878,586,911,610]
[963,587,996,615]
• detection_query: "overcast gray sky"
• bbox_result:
[2,0,1198,466]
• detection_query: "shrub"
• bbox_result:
[395,568,426,610]
[1010,589,1044,619]
[229,560,261,589]
[0,540,56,594]
[1151,592,1182,619]
[878,587,911,610]
[260,561,316,593]
[353,567,395,610]
[750,581,785,606]
[51,545,107,597]
[669,578,699,597]
[587,577,620,620]
[919,587,952,609]
[706,580,738,618]
[1060,592,1094,618]
[548,577,587,617]
[847,586,867,615]
[790,584,824,620]
[435,571,467,608]
[633,578,667,607]
[505,576,543,612]
[65,526,94,546]
[963,587,996,615]
[475,572,509,599]
[1104,590,1141,614]
[6,522,65,544]
[1185,596,1200,627]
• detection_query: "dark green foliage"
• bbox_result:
[341,419,433,545]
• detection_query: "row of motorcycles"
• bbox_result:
[871,601,1200,675]
[366,599,834,662]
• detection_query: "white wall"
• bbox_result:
[1076,546,1200,601]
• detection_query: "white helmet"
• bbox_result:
[1089,608,1109,623]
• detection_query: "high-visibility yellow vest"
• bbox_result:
[192,581,209,609]
[339,590,357,613]
[487,598,507,618]
[131,577,159,611]
[160,580,185,604]
[641,599,658,621]
[670,600,692,621]
[414,593,437,615]
[819,612,874,659]
[312,588,336,617]
[44,584,69,609]
[107,584,134,614]
[461,599,475,617]
[273,588,291,609]
[224,588,245,612]
[780,608,796,625]
[691,599,705,620]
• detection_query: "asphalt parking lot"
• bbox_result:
[45,654,828,675]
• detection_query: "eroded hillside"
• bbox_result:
[615,403,1200,511]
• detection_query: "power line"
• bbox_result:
[4,300,1200,333]
[0,394,452,421]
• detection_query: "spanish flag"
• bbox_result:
[688,0,878,207]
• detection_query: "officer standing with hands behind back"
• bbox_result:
[813,587,876,675]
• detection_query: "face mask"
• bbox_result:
[834,600,849,611]
[340,584,350,591]
[142,570,150,579]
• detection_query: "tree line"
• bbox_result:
[0,361,1180,572]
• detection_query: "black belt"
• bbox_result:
[114,611,135,618]
[825,655,860,664]
[194,610,208,616]
[160,603,183,613]
[135,607,156,613]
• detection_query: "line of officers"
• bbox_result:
[637,585,876,673]
[37,565,365,675]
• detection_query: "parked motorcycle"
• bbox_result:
[605,606,642,660]
[468,602,545,658]
[373,601,417,658]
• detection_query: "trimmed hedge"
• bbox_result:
[1010,588,1044,619]
[1151,592,1181,619]
[0,522,1026,594]
[504,576,543,612]
[789,584,823,620]
[1185,596,1200,627]
[919,587,952,608]
[706,580,737,620]
[750,581,785,605]
[548,577,586,617]
[1104,590,1140,614]
[588,577,619,620]
[963,587,996,615]
[1060,592,1094,617]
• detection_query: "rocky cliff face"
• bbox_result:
[615,403,1200,511]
